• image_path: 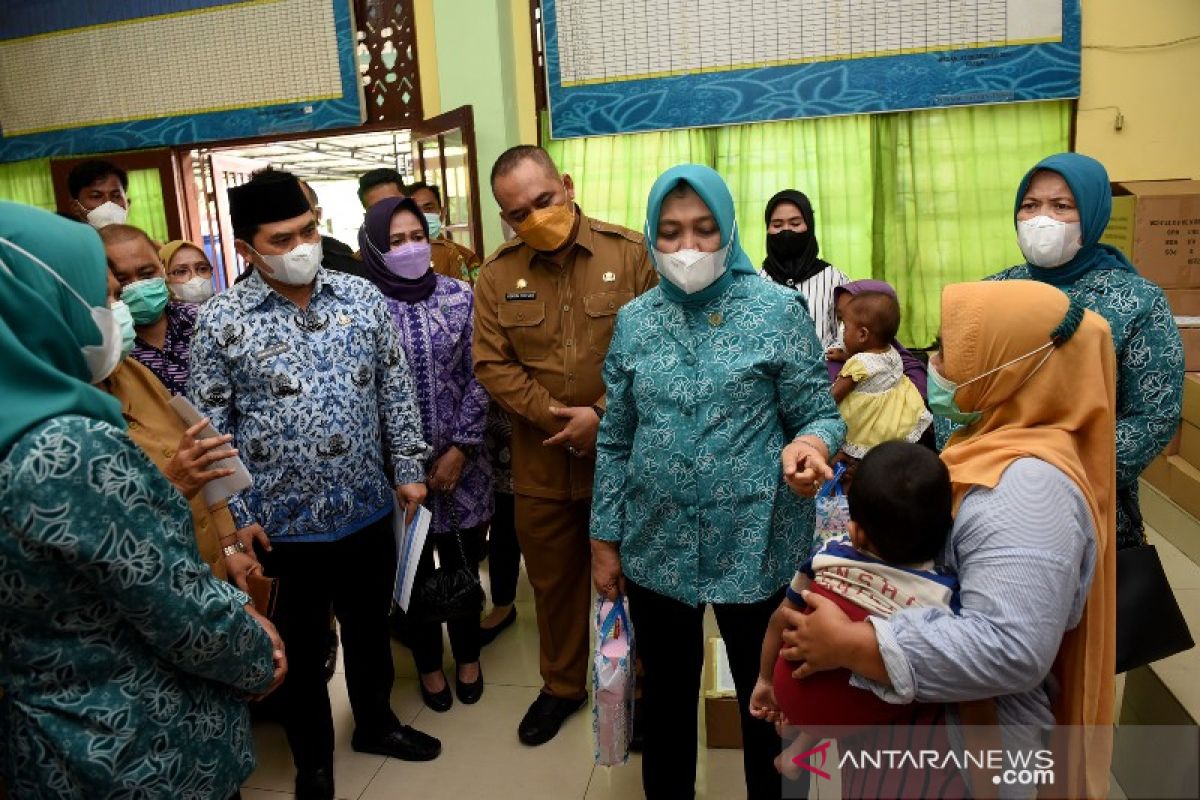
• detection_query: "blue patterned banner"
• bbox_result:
[0,0,362,162]
[543,0,1081,139]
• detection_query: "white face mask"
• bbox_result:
[254,240,323,286]
[171,275,215,303]
[80,200,129,230]
[1017,216,1083,268]
[653,242,731,295]
[0,236,124,382]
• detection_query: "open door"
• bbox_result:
[202,153,271,287]
[50,149,189,244]
[411,106,484,257]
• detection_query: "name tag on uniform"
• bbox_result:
[506,291,537,301]
[255,343,289,361]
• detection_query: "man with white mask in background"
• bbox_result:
[188,168,441,800]
[66,160,131,229]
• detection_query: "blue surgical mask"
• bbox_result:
[927,364,981,426]
[928,341,1057,427]
[424,213,443,239]
[111,300,136,357]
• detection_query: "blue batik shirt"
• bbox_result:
[188,268,429,542]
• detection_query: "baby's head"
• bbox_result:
[842,291,900,356]
[846,441,952,566]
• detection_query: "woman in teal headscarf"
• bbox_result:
[0,201,281,799]
[987,153,1183,549]
[589,165,845,799]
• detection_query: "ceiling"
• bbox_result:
[197,129,414,182]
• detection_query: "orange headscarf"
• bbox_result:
[939,280,1116,799]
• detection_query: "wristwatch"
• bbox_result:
[222,540,246,558]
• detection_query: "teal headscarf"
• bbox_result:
[1013,152,1137,287]
[644,164,757,306]
[0,201,125,454]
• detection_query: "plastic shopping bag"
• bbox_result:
[593,596,635,766]
[814,461,850,545]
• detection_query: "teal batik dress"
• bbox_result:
[0,415,276,799]
[591,273,846,606]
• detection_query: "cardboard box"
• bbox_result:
[1185,374,1200,427]
[1143,453,1172,493]
[1100,180,1200,288]
[1181,422,1200,471]
[1181,319,1200,373]
[1167,456,1200,521]
[1166,289,1200,317]
[703,637,743,749]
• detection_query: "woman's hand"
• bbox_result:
[782,437,834,498]
[224,550,261,593]
[427,446,466,492]
[164,419,237,500]
[779,591,868,679]
[243,603,287,699]
[826,346,848,362]
[591,539,624,601]
[396,483,427,526]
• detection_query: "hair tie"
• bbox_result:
[1050,298,1085,346]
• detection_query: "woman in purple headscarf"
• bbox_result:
[360,196,493,712]
[826,279,928,400]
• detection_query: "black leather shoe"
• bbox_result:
[478,607,517,647]
[420,673,453,713]
[352,725,442,761]
[456,665,484,705]
[294,766,334,800]
[517,692,586,746]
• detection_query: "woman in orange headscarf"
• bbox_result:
[779,280,1116,798]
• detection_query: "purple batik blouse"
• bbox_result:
[385,276,493,534]
[131,301,198,397]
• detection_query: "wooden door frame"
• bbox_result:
[50,149,188,241]
[411,106,484,256]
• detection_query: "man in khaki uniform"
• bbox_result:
[474,146,656,745]
[408,181,482,284]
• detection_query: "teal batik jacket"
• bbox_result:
[0,416,276,799]
[591,273,846,605]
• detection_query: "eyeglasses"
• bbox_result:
[168,262,214,280]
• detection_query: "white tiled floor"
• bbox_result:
[243,514,1200,800]
[241,562,773,800]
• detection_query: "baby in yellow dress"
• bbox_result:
[831,292,932,459]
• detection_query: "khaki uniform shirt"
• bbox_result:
[473,211,657,501]
[431,237,482,284]
[102,359,230,580]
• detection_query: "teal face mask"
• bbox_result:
[121,276,170,325]
[424,213,443,239]
[928,340,1057,428]
[927,364,981,426]
[111,299,136,357]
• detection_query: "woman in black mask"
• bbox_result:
[762,190,849,349]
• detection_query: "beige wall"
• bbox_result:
[1076,0,1200,181]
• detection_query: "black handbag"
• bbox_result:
[408,494,484,626]
[1115,542,1194,673]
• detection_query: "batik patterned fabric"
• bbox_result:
[383,275,492,534]
[591,273,846,605]
[988,265,1184,548]
[130,300,198,397]
[0,415,274,799]
[188,268,430,542]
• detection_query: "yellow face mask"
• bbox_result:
[514,203,576,252]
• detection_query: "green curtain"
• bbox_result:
[542,100,1070,347]
[0,159,56,211]
[125,168,169,244]
[872,103,1071,345]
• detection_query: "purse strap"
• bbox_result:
[437,490,473,570]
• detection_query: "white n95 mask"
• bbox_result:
[255,240,323,286]
[1017,216,1083,268]
[80,200,129,230]
[653,242,731,295]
